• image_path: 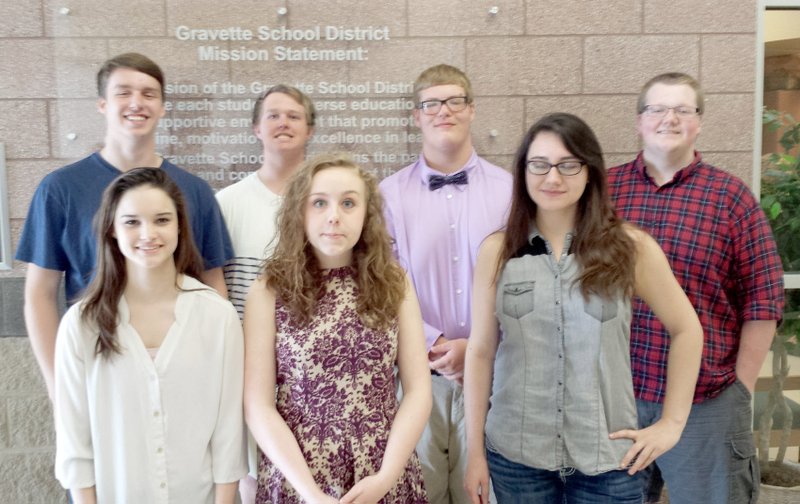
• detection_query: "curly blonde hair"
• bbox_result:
[262,153,406,329]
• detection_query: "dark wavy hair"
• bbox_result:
[501,113,635,298]
[81,168,204,358]
[261,152,406,329]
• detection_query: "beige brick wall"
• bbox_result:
[0,0,759,498]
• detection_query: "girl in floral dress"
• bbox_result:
[244,153,431,504]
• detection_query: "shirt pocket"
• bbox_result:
[582,296,618,322]
[502,281,535,319]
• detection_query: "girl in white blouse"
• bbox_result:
[54,168,246,504]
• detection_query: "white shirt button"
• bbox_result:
[456,289,463,295]
[446,193,453,200]
[450,224,456,229]
[453,256,459,262]
[459,322,466,327]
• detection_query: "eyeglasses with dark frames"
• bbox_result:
[526,160,585,176]
[416,96,470,115]
[640,104,700,118]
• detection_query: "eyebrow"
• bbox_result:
[119,211,174,218]
[309,190,361,197]
[265,107,303,113]
[528,156,581,161]
[112,84,161,94]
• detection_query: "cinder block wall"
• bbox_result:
[0,1,757,500]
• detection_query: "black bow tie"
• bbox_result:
[428,171,468,191]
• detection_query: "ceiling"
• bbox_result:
[766,9,800,57]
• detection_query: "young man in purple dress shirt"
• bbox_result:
[379,64,512,504]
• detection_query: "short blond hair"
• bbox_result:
[637,72,704,115]
[413,64,473,104]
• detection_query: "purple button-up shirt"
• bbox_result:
[380,151,513,350]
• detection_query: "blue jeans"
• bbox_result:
[636,379,759,504]
[486,448,643,504]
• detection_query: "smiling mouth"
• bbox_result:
[125,114,148,122]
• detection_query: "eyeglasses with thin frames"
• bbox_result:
[640,104,700,118]
[416,96,470,115]
[526,160,585,176]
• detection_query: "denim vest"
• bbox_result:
[485,233,636,475]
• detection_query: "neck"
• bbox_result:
[124,262,179,302]
[421,140,473,174]
[101,136,160,172]
[257,150,304,195]
[535,209,577,257]
[642,148,695,186]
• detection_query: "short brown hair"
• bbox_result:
[413,64,473,104]
[96,53,164,98]
[637,72,704,115]
[251,84,316,127]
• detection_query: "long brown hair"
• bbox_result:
[262,153,406,329]
[501,113,635,298]
[81,168,205,358]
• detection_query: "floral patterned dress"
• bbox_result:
[256,267,428,503]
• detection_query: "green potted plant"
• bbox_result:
[757,108,800,493]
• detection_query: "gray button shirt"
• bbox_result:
[485,231,637,476]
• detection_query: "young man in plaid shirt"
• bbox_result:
[607,73,784,504]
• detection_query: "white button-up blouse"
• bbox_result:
[54,276,247,503]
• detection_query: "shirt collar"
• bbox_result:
[417,150,479,191]
[633,151,704,186]
[528,225,575,254]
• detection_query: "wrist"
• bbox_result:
[374,468,397,492]
[656,414,687,432]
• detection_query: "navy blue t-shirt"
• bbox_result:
[16,152,233,302]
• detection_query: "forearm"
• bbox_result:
[376,383,432,491]
[736,320,778,392]
[214,481,238,504]
[70,486,97,504]
[245,406,324,502]
[424,322,444,353]
[24,289,61,400]
[201,267,228,298]
[463,347,493,456]
[660,328,703,428]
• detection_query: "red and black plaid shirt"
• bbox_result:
[608,152,784,404]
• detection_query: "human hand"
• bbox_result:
[340,474,391,504]
[609,418,684,475]
[308,492,339,504]
[429,337,468,382]
[464,454,491,504]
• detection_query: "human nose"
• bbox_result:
[276,113,288,128]
[436,101,452,117]
[661,107,679,121]
[327,206,340,223]
[140,221,156,239]
[128,92,142,109]
[544,164,564,182]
